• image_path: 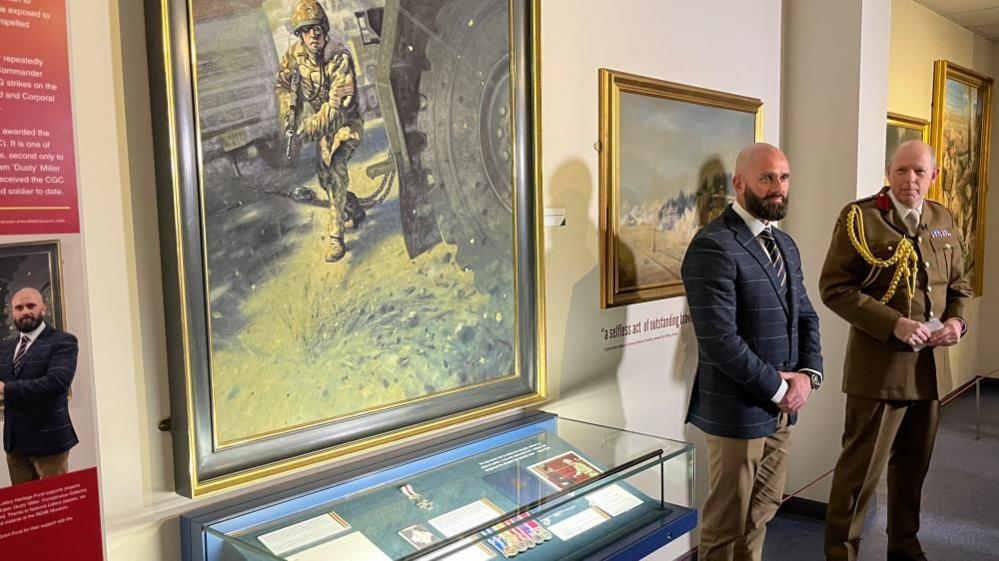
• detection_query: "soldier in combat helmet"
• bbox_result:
[277,0,366,262]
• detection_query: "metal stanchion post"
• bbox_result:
[976,377,981,442]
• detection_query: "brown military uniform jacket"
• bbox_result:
[820,187,973,400]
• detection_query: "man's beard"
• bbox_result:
[15,314,42,333]
[745,189,789,221]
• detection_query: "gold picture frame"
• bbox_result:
[929,60,993,296]
[145,0,546,497]
[886,112,929,179]
[599,69,762,308]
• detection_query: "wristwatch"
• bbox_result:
[807,371,822,390]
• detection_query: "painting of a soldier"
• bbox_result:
[190,0,518,444]
[276,0,365,262]
[936,75,988,291]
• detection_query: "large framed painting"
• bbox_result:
[886,112,929,177]
[929,60,993,296]
[145,0,544,496]
[0,241,65,343]
[598,69,762,308]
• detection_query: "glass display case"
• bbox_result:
[181,412,696,561]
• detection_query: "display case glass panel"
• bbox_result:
[183,413,696,561]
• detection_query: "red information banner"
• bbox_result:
[0,468,103,559]
[0,0,80,234]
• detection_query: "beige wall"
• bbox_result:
[888,0,999,383]
[986,51,999,377]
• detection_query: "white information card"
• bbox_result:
[428,500,502,537]
[587,484,643,517]
[547,507,609,541]
[425,499,501,560]
[258,513,350,556]
[286,532,391,561]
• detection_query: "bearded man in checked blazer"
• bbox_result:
[0,288,79,485]
[682,142,824,561]
[821,140,973,561]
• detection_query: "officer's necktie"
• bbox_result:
[759,228,787,292]
[904,211,919,236]
[12,334,30,371]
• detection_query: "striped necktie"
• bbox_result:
[12,334,30,370]
[758,228,787,292]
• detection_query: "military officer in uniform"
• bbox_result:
[820,140,973,561]
[277,0,365,262]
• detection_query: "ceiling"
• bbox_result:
[916,0,999,41]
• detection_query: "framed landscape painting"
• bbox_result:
[929,60,993,295]
[146,0,544,496]
[598,69,762,308]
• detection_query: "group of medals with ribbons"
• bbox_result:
[398,484,554,558]
[480,512,554,558]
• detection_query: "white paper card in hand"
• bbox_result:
[911,318,944,351]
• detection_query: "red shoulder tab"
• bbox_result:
[876,191,891,212]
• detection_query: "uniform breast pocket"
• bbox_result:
[929,238,957,274]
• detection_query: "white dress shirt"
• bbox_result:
[730,202,821,404]
[14,321,46,358]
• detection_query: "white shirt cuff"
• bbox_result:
[771,380,789,404]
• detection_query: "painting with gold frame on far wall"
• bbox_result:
[885,112,929,181]
[598,69,762,308]
[929,60,993,296]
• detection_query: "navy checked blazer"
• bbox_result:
[682,205,822,439]
[1,324,79,457]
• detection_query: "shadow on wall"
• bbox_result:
[680,315,710,521]
[544,158,626,427]
[675,232,709,528]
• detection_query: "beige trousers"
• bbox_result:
[699,416,791,561]
[6,451,71,485]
